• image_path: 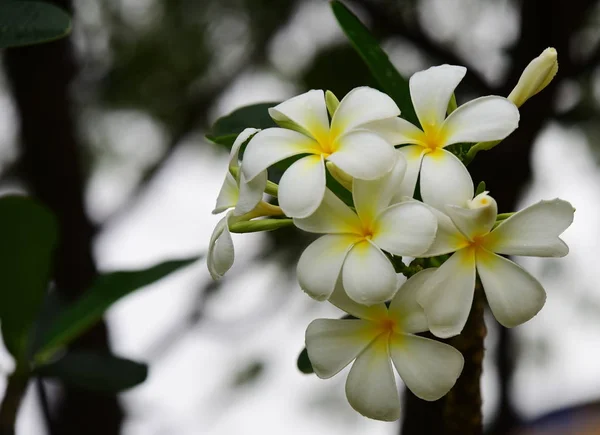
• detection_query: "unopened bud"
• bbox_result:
[508,47,558,107]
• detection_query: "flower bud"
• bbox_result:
[508,48,558,107]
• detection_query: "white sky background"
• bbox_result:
[0,0,600,434]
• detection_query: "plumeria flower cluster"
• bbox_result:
[208,48,574,421]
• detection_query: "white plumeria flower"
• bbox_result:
[306,274,464,421]
[372,65,520,211]
[242,87,400,218]
[416,192,574,338]
[294,153,437,305]
[208,128,271,280]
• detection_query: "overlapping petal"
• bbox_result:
[420,149,474,210]
[328,280,388,321]
[297,234,360,301]
[484,199,574,257]
[305,318,379,379]
[360,117,426,146]
[476,248,546,328]
[445,196,497,240]
[388,268,436,333]
[207,214,234,280]
[372,202,437,256]
[345,335,401,421]
[441,96,519,146]
[234,170,267,216]
[342,241,398,305]
[421,205,468,256]
[268,90,330,142]
[328,129,395,180]
[396,145,425,200]
[242,128,321,181]
[410,65,466,129]
[389,334,464,401]
[293,189,361,234]
[229,127,259,168]
[213,172,238,214]
[417,247,477,338]
[278,155,326,218]
[331,87,400,135]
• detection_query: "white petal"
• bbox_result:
[213,172,239,214]
[360,117,426,146]
[306,318,378,379]
[352,152,407,224]
[328,129,395,180]
[388,268,437,333]
[342,241,398,305]
[476,248,546,328]
[229,128,259,168]
[331,87,400,136]
[417,248,476,338]
[207,214,234,280]
[345,335,401,421]
[410,65,466,130]
[484,199,574,257]
[293,189,362,234]
[278,155,326,218]
[390,333,464,401]
[297,234,358,301]
[372,202,437,257]
[420,149,474,210]
[234,170,267,216]
[421,205,468,256]
[268,90,330,142]
[395,145,425,200]
[328,280,389,321]
[242,128,320,181]
[444,198,498,240]
[441,96,519,146]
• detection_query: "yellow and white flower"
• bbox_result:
[416,192,574,338]
[242,88,400,218]
[372,65,520,211]
[294,154,437,305]
[306,274,464,421]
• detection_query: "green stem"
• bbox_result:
[0,369,29,435]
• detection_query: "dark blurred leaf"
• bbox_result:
[297,348,314,374]
[232,361,265,387]
[36,257,199,362]
[38,351,148,393]
[0,196,57,361]
[207,102,279,147]
[331,1,418,126]
[326,170,353,207]
[0,1,71,48]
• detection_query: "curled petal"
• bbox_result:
[328,280,389,321]
[476,248,546,328]
[420,149,474,210]
[390,333,464,401]
[234,170,267,216]
[421,205,468,256]
[417,248,476,338]
[242,128,320,181]
[441,96,520,146]
[410,65,466,129]
[389,268,437,333]
[278,155,326,218]
[328,129,395,180]
[395,145,425,200]
[342,241,398,305]
[213,172,239,214]
[268,90,330,142]
[207,214,234,280]
[305,318,378,379]
[229,128,260,169]
[331,87,400,136]
[345,335,401,421]
[293,189,362,235]
[372,202,437,257]
[444,196,498,240]
[360,117,426,146]
[484,199,574,257]
[297,234,359,301]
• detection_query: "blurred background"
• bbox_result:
[0,0,599,434]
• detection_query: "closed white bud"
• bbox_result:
[508,47,558,107]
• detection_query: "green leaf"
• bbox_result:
[0,196,58,361]
[206,102,279,147]
[0,1,71,48]
[297,348,314,374]
[475,181,486,196]
[35,257,199,362]
[331,1,418,126]
[38,351,147,393]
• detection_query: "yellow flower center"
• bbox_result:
[376,317,397,335]
[419,123,448,153]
